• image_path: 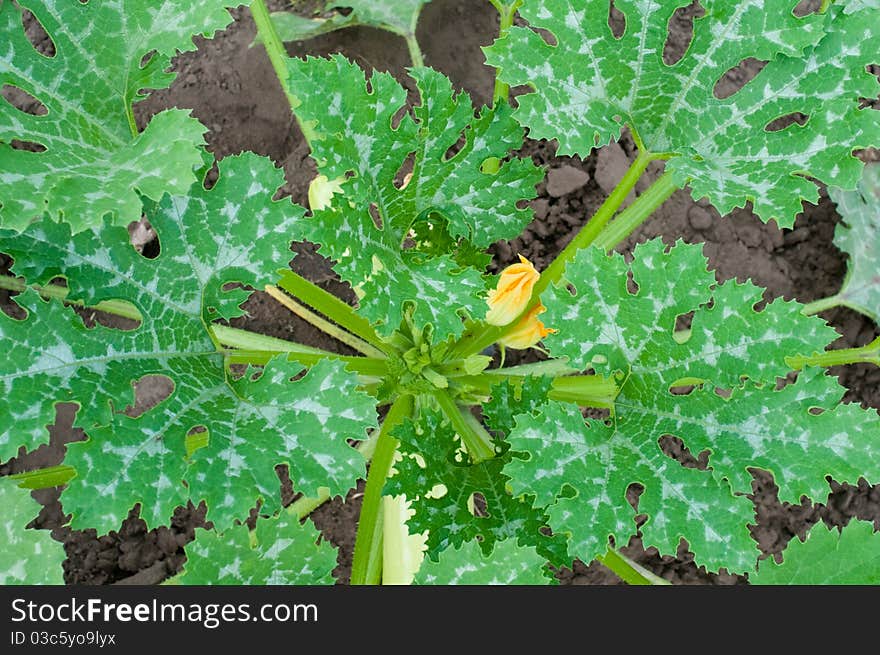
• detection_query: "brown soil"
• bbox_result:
[2,0,878,585]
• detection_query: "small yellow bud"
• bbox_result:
[498,303,556,350]
[307,174,345,211]
[485,254,540,326]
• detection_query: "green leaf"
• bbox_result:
[483,376,553,436]
[505,240,880,572]
[414,538,554,585]
[485,1,880,227]
[180,512,337,584]
[338,0,429,35]
[509,401,758,573]
[386,410,567,565]
[0,479,65,584]
[267,0,430,46]
[844,0,880,13]
[0,153,376,532]
[272,1,429,40]
[286,56,541,337]
[751,520,880,584]
[828,163,880,321]
[0,0,236,233]
[265,10,358,43]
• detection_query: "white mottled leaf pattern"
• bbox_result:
[386,410,567,564]
[414,538,553,585]
[485,1,880,227]
[0,479,65,585]
[828,163,880,321]
[0,0,236,232]
[505,240,880,571]
[285,56,541,337]
[0,154,376,532]
[180,512,337,585]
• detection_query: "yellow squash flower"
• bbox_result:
[485,254,540,326]
[498,303,556,350]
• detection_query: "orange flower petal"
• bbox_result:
[485,255,540,326]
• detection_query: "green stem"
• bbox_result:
[211,324,388,376]
[548,375,619,408]
[250,0,297,108]
[350,395,414,585]
[482,358,577,377]
[455,372,619,408]
[404,34,424,68]
[801,294,842,316]
[786,335,880,370]
[593,171,679,251]
[276,270,389,354]
[598,548,671,585]
[125,103,139,139]
[540,150,653,288]
[434,390,496,463]
[820,0,833,12]
[489,1,521,106]
[288,487,331,520]
[264,285,386,359]
[0,276,143,322]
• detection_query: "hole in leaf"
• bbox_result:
[1,84,48,116]
[368,202,383,230]
[580,406,611,423]
[443,128,468,162]
[43,276,143,331]
[714,387,732,399]
[530,25,557,47]
[290,368,308,383]
[793,0,822,17]
[470,492,488,518]
[139,49,157,69]
[394,151,416,190]
[625,482,644,512]
[480,156,501,175]
[124,375,175,418]
[186,425,209,458]
[765,112,809,132]
[390,103,409,130]
[0,253,27,320]
[608,1,625,39]
[128,216,160,259]
[203,160,220,190]
[663,1,705,66]
[20,9,56,57]
[668,382,698,396]
[808,406,825,416]
[776,371,799,391]
[427,483,448,499]
[626,269,639,295]
[84,298,142,330]
[558,483,577,499]
[714,58,768,100]
[565,282,576,296]
[10,139,47,152]
[658,434,709,470]
[673,311,694,344]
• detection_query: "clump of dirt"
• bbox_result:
[2,0,878,585]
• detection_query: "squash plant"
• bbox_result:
[1,0,879,586]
